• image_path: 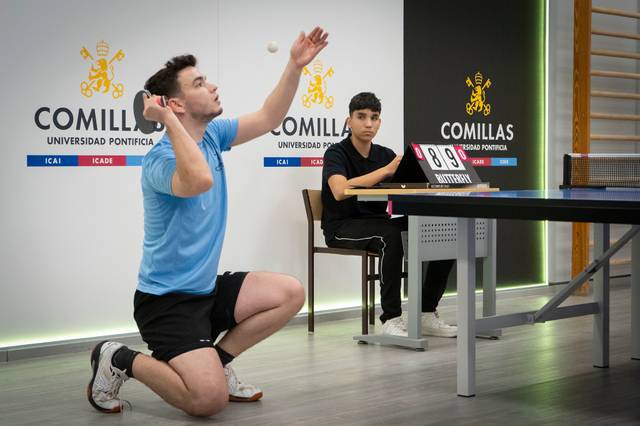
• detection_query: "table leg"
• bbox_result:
[407,215,422,340]
[457,217,476,397]
[593,223,610,368]
[481,219,500,338]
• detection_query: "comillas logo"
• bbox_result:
[266,58,346,168]
[440,70,513,143]
[31,40,155,152]
[465,71,491,116]
[301,59,334,109]
[80,41,125,99]
[271,58,347,139]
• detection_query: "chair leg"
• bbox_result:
[308,252,314,333]
[362,255,368,335]
[369,256,376,325]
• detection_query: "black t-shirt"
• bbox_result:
[321,136,396,241]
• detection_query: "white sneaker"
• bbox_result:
[400,311,457,337]
[87,341,130,413]
[422,311,457,337]
[224,365,263,402]
[380,316,407,337]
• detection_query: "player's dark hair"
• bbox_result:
[144,54,197,98]
[349,92,381,115]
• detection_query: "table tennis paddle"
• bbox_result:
[133,90,166,134]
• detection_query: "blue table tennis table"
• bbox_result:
[389,189,640,397]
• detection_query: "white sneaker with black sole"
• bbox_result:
[87,341,130,413]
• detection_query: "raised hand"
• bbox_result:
[289,26,329,68]
[142,93,171,124]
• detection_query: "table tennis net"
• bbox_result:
[563,153,640,188]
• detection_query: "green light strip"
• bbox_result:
[488,282,547,292]
[0,325,139,349]
[540,0,548,193]
[304,300,366,313]
[442,282,548,297]
[540,0,549,285]
[543,0,549,285]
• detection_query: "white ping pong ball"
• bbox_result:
[267,41,279,53]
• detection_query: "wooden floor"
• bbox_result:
[1,278,639,425]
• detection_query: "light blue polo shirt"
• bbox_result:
[137,118,238,295]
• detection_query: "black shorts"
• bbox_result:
[133,271,248,362]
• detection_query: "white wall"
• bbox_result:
[0,0,403,347]
[547,0,637,283]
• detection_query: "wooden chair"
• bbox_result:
[302,189,384,335]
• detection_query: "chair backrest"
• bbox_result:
[302,189,323,252]
[302,189,323,222]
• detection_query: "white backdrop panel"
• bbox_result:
[0,0,221,346]
[0,0,403,347]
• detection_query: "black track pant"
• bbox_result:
[327,216,454,323]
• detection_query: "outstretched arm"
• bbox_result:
[232,26,329,146]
